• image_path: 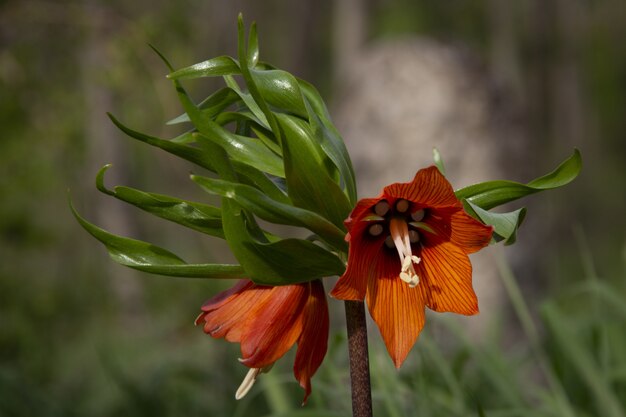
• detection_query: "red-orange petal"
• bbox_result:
[294,280,329,405]
[449,210,493,254]
[366,254,426,368]
[416,241,479,315]
[239,284,308,369]
[383,166,460,209]
[198,281,275,343]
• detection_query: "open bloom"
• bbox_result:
[196,279,328,404]
[331,166,493,367]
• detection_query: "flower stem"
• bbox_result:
[344,300,373,417]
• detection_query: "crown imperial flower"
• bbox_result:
[196,279,329,404]
[331,166,493,367]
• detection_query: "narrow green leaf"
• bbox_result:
[247,21,259,67]
[195,124,285,177]
[277,113,352,229]
[220,199,344,285]
[167,56,241,80]
[455,149,582,210]
[223,75,270,129]
[192,175,347,251]
[70,198,244,279]
[167,87,240,125]
[229,161,290,204]
[465,201,527,245]
[108,113,215,172]
[298,79,357,204]
[236,15,282,141]
[433,148,446,175]
[96,165,224,238]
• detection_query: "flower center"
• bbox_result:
[369,199,425,288]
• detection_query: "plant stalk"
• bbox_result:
[344,300,373,417]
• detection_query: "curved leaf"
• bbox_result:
[96,165,224,238]
[192,175,347,251]
[167,87,240,125]
[464,201,527,245]
[277,113,352,229]
[250,68,307,118]
[70,199,244,279]
[456,149,581,210]
[108,113,216,172]
[298,79,357,204]
[167,56,240,80]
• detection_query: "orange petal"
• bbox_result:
[239,284,308,369]
[383,166,460,209]
[344,197,383,232]
[198,281,276,343]
[332,206,393,300]
[416,241,479,315]
[449,210,493,254]
[294,280,329,405]
[366,260,426,368]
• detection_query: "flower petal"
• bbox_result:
[294,280,329,405]
[197,280,276,342]
[239,284,308,369]
[383,166,459,209]
[344,197,382,231]
[449,210,493,254]
[416,241,479,315]
[366,257,426,368]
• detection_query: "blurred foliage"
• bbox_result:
[1,0,624,416]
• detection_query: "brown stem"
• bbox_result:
[344,300,373,417]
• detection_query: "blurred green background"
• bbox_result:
[1,1,625,416]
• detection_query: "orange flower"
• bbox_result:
[196,279,329,404]
[331,166,493,367]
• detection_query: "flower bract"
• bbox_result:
[331,166,493,367]
[196,279,329,404]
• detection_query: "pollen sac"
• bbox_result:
[395,199,410,213]
[411,209,425,222]
[374,200,390,216]
[368,224,384,237]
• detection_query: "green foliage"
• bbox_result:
[75,16,357,286]
[455,149,582,245]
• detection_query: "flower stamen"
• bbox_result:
[235,367,261,400]
[235,363,274,400]
[389,217,421,287]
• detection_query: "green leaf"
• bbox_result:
[70,198,244,279]
[192,175,347,251]
[195,123,285,177]
[298,79,357,204]
[247,21,259,67]
[229,161,290,204]
[464,201,527,245]
[167,56,241,80]
[167,87,240,125]
[250,68,307,118]
[223,75,270,129]
[108,113,216,172]
[276,113,352,229]
[220,199,345,285]
[455,149,581,210]
[433,147,446,175]
[96,165,224,238]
